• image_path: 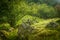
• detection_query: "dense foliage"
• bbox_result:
[0,0,60,40]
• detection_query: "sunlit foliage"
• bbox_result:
[0,0,60,40]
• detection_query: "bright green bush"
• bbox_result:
[0,23,11,30]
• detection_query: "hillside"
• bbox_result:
[0,0,60,40]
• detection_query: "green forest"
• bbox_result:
[0,0,60,40]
